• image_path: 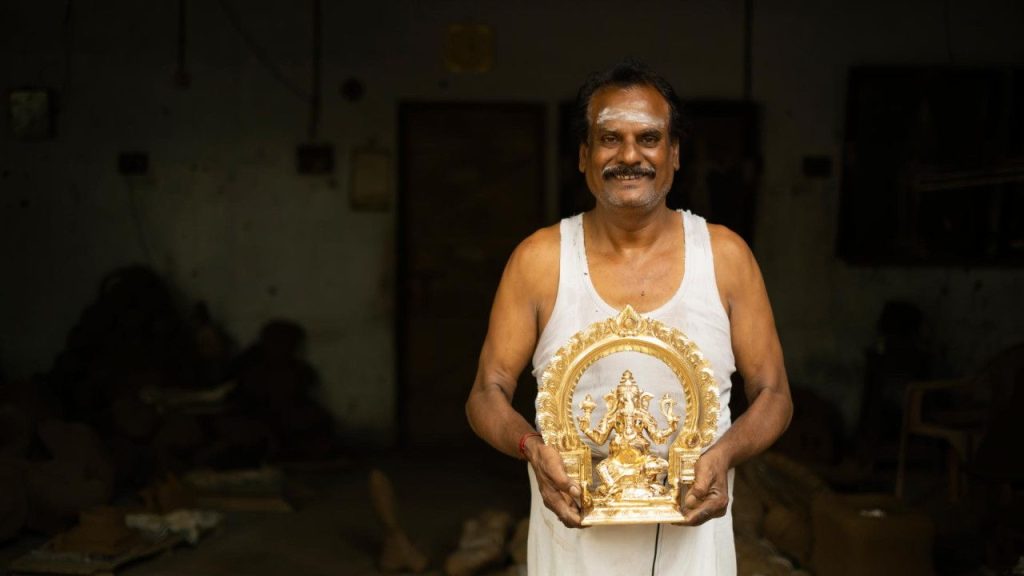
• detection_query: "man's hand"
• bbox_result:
[678,447,730,527]
[526,439,584,528]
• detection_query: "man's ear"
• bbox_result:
[671,139,680,171]
[578,143,588,173]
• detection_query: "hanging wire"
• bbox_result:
[174,0,190,87]
[743,0,753,101]
[217,0,310,101]
[943,0,955,63]
[61,0,75,121]
[308,0,321,141]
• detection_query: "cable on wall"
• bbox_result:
[943,0,955,62]
[174,0,190,87]
[743,0,753,100]
[217,0,310,101]
[308,0,322,142]
[61,0,75,120]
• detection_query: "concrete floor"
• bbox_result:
[1,449,530,576]
[2,449,1009,575]
[120,450,530,576]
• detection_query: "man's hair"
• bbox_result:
[573,60,686,145]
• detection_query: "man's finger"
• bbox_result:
[681,498,725,526]
[681,491,728,526]
[683,506,712,526]
[538,447,580,495]
[560,502,582,528]
[693,462,715,493]
[546,489,582,528]
[683,473,712,509]
[531,446,586,528]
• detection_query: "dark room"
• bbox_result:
[1,1,1023,575]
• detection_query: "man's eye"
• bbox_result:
[640,135,660,145]
[600,134,618,144]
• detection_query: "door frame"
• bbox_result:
[396,101,547,447]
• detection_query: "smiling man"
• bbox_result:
[465,61,792,575]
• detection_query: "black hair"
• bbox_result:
[572,60,686,145]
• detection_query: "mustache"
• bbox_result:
[602,164,656,180]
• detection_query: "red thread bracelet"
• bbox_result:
[518,432,542,459]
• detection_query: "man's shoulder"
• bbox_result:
[503,222,561,297]
[706,223,759,289]
[510,222,561,267]
[707,223,753,264]
[706,223,762,309]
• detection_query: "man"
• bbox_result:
[465,61,792,574]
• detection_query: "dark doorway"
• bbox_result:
[398,103,546,448]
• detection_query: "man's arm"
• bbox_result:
[465,227,584,528]
[681,225,793,526]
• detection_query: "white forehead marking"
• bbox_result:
[595,105,666,129]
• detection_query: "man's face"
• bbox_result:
[579,84,680,210]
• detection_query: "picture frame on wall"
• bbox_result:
[350,147,392,211]
[9,88,54,140]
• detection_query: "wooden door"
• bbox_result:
[398,103,545,448]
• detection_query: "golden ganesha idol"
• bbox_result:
[536,305,719,526]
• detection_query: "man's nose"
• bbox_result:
[616,138,643,165]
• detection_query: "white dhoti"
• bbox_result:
[527,467,736,575]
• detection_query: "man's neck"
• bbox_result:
[584,204,677,254]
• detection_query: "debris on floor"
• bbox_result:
[370,468,429,574]
[443,509,512,576]
[7,506,186,575]
[125,509,223,545]
[182,466,293,512]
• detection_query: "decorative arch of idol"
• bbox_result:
[536,305,720,525]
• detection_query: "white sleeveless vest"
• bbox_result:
[527,210,737,575]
